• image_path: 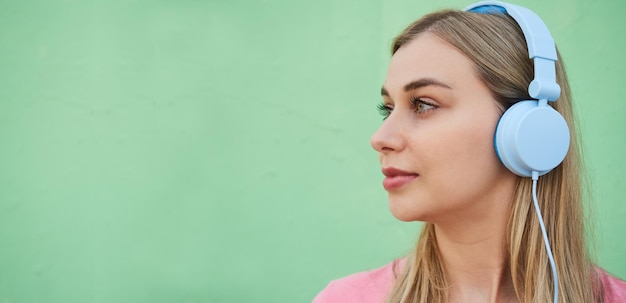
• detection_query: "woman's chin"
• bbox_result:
[388,200,428,222]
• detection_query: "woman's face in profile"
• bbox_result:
[371,32,517,224]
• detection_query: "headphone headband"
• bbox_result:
[465,1,561,101]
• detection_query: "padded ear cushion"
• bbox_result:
[495,100,570,177]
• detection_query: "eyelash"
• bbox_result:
[376,103,392,120]
[377,97,438,120]
[410,96,437,114]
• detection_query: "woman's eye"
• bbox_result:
[377,103,393,120]
[411,97,437,114]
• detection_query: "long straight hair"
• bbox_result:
[385,10,602,303]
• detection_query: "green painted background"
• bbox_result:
[0,0,624,302]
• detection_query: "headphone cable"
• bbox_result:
[532,171,559,303]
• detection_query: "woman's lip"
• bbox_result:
[381,167,419,190]
[383,175,418,190]
[382,167,417,177]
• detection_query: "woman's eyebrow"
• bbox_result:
[381,78,452,97]
[404,78,452,91]
[381,87,390,97]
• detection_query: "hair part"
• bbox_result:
[386,10,602,303]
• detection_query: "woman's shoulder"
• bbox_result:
[598,268,626,302]
[312,259,405,303]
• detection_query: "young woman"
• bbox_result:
[313,2,626,303]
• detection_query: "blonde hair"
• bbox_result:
[386,10,602,303]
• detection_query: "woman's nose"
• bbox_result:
[370,114,404,153]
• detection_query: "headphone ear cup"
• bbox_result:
[495,100,570,177]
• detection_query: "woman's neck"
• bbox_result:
[432,184,518,302]
[436,224,516,302]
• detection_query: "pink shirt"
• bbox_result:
[313,260,626,303]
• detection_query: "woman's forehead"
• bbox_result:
[384,33,475,93]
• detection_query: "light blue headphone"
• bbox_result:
[465,4,565,302]
[465,1,570,178]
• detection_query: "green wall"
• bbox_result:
[0,0,624,302]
